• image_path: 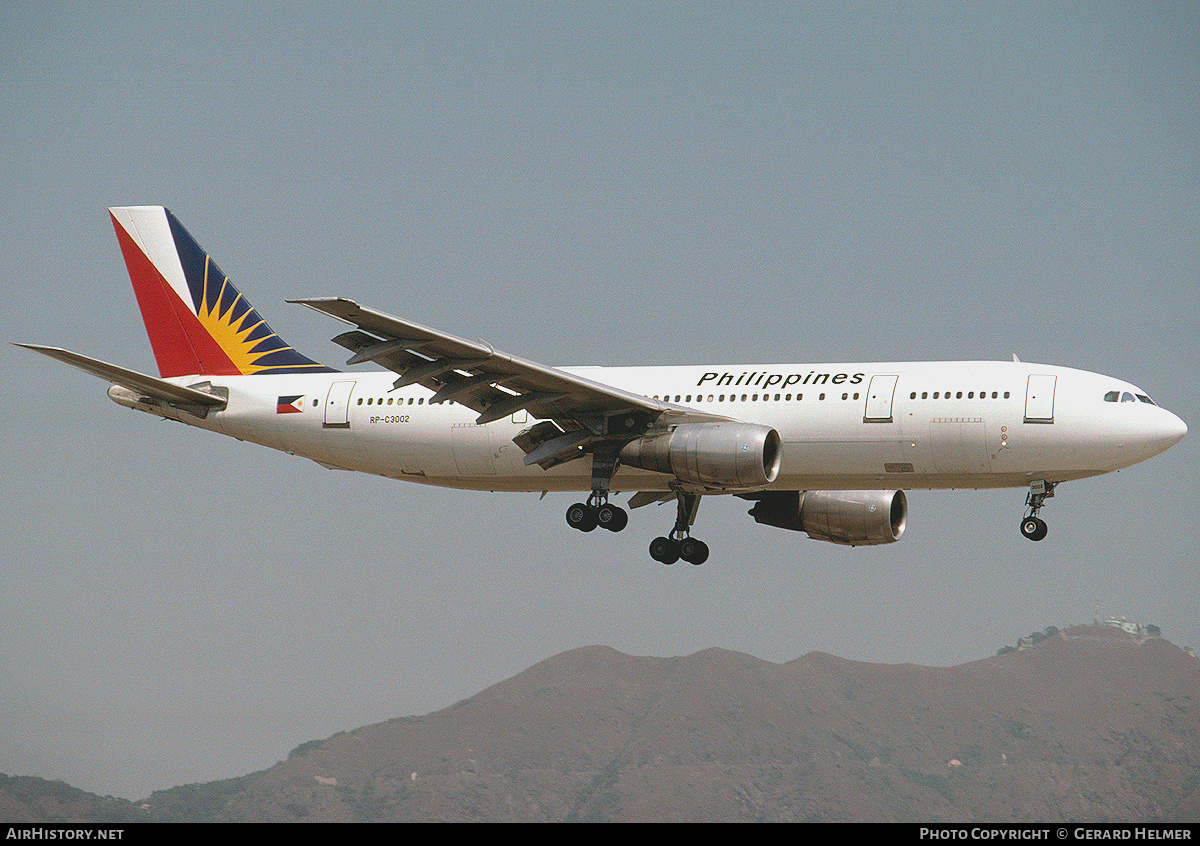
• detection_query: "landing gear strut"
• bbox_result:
[649,491,709,565]
[1020,480,1055,542]
[566,446,628,534]
[563,446,710,565]
[566,494,628,533]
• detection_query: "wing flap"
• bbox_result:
[290,297,674,428]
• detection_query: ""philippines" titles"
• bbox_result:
[697,370,865,389]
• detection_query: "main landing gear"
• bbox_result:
[566,496,628,533]
[1020,480,1056,542]
[563,446,710,565]
[649,492,709,566]
[565,445,629,534]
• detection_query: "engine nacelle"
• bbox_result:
[748,490,907,546]
[619,423,782,489]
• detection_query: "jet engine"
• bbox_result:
[619,422,782,489]
[748,489,907,546]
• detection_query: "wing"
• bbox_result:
[15,344,228,417]
[289,297,729,469]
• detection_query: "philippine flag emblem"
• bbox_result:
[276,395,304,414]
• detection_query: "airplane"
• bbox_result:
[17,206,1188,565]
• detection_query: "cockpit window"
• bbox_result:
[1104,389,1157,405]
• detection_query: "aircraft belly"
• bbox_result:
[275,399,329,462]
[928,416,990,474]
[781,437,911,476]
[219,389,287,452]
[451,423,496,476]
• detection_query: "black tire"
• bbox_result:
[597,504,628,532]
[567,502,597,532]
[679,537,709,565]
[1020,516,1048,542]
[1031,517,1048,541]
[649,536,679,565]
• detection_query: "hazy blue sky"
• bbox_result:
[3,2,1197,800]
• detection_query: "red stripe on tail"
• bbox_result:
[111,211,239,378]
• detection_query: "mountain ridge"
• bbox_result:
[5,626,1197,822]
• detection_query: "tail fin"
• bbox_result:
[109,206,334,378]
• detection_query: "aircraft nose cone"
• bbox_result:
[1163,411,1188,448]
[1144,409,1187,456]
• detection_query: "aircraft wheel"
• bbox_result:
[566,502,598,532]
[597,504,628,532]
[679,537,709,565]
[1020,516,1048,542]
[649,536,679,565]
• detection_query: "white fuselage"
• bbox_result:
[123,359,1187,495]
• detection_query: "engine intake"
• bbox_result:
[749,490,907,546]
[620,422,782,489]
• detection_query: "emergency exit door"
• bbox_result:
[1023,374,1056,423]
[324,380,356,428]
[864,374,899,423]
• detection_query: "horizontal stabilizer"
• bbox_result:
[15,344,227,414]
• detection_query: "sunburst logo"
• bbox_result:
[194,257,283,374]
[161,208,335,376]
[192,255,329,375]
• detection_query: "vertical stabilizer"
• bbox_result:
[109,206,333,378]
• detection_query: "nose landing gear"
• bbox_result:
[1020,480,1056,541]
